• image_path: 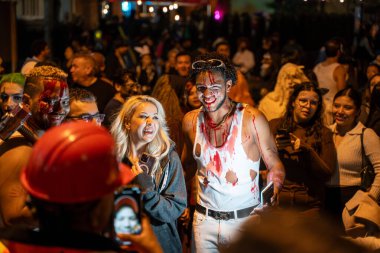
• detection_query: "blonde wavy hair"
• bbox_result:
[110,95,171,175]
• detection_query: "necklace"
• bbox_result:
[206,102,236,129]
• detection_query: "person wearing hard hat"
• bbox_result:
[0,121,163,253]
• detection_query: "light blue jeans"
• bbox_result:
[191,210,249,253]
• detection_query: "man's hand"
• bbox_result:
[117,216,163,253]
[267,169,284,207]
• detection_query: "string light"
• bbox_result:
[173,3,178,9]
[174,14,180,21]
[149,6,154,12]
[163,6,168,13]
[101,2,110,16]
[137,0,142,5]
[169,5,173,10]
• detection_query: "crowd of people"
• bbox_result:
[0,16,379,253]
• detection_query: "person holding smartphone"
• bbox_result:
[111,95,187,253]
[0,121,163,253]
[269,82,336,218]
[182,52,285,253]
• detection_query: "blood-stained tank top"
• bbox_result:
[193,103,260,211]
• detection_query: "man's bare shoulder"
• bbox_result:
[0,145,32,185]
[1,144,32,162]
[243,105,267,123]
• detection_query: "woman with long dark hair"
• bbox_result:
[269,82,336,217]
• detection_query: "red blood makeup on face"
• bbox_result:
[38,79,68,114]
[196,70,226,112]
[208,70,215,84]
[206,71,217,111]
[34,78,69,129]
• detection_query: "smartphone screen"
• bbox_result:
[114,186,142,245]
[261,181,274,206]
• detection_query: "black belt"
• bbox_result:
[195,204,256,220]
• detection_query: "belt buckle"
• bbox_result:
[214,211,231,220]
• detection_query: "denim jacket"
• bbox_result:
[133,143,187,253]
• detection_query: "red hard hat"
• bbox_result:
[21,121,135,204]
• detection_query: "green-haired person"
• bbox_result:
[0,73,25,114]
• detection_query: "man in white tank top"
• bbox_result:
[182,52,285,253]
[313,38,348,125]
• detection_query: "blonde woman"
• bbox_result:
[111,95,187,253]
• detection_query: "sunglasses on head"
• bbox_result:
[192,59,226,70]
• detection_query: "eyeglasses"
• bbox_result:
[66,113,105,123]
[297,98,319,107]
[192,59,226,70]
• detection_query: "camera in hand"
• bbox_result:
[114,186,142,245]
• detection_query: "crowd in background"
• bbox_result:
[0,7,380,253]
